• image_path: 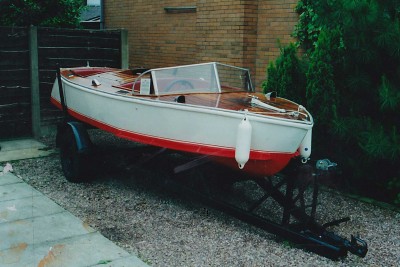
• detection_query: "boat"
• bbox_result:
[51,62,313,178]
[50,63,371,260]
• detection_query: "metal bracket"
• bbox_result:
[173,155,213,174]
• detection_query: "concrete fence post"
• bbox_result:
[29,25,41,138]
[120,29,129,69]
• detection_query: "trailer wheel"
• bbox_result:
[59,128,90,182]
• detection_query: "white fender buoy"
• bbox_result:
[235,112,252,169]
[299,129,312,162]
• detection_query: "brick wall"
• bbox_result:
[255,1,299,87]
[105,0,298,88]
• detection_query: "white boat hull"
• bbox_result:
[51,73,312,176]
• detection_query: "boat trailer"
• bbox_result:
[57,117,368,260]
[160,154,368,260]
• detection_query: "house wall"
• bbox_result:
[255,1,299,87]
[104,0,298,88]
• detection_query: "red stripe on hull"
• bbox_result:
[51,97,298,176]
[214,156,294,177]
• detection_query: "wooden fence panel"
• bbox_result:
[0,26,125,139]
[38,27,123,128]
[0,26,32,139]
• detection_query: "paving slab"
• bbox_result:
[0,172,149,267]
[1,232,143,267]
[0,195,64,223]
[0,172,22,186]
[0,211,97,251]
[0,139,56,163]
[0,181,42,202]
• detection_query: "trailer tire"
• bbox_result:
[60,128,90,182]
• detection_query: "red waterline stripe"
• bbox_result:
[51,97,298,161]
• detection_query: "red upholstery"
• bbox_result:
[71,67,114,77]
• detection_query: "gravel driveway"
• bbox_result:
[10,130,400,267]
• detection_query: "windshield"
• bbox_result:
[152,63,219,94]
[216,63,253,93]
[133,62,253,95]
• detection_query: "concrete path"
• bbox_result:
[0,171,149,267]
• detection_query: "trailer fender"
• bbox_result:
[56,122,92,153]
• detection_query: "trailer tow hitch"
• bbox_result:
[313,159,368,257]
[348,235,368,257]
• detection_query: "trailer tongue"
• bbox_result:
[166,156,368,260]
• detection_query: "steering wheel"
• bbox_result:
[165,80,194,92]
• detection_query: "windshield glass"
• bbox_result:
[152,63,218,94]
[134,62,253,95]
[216,63,253,92]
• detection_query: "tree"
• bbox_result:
[263,43,307,105]
[0,0,85,28]
[265,0,400,204]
